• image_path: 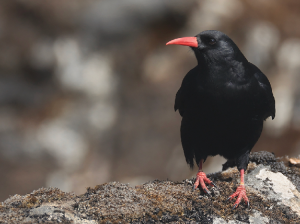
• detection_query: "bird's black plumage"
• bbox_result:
[174,30,275,171]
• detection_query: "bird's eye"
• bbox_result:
[208,38,216,45]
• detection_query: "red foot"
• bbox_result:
[193,172,217,194]
[227,185,249,209]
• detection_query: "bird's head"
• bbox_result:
[166,30,247,65]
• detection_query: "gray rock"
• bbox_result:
[249,211,269,224]
[246,164,300,216]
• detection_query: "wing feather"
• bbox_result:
[174,67,198,117]
[251,63,275,120]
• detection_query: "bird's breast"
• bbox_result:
[191,82,262,121]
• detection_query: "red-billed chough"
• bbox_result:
[166,30,275,208]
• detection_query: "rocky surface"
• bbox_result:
[1,151,300,223]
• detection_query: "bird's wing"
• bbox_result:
[174,67,198,117]
[174,88,184,116]
[251,63,275,120]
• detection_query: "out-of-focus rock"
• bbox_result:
[290,158,300,167]
[244,22,280,69]
[187,0,244,33]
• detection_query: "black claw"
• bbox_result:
[203,188,211,195]
[232,204,238,210]
[192,185,197,191]
[211,181,218,189]
[226,197,232,201]
[247,201,250,208]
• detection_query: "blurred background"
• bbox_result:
[0,0,300,201]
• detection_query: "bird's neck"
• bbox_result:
[197,56,251,84]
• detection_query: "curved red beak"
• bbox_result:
[166,37,198,47]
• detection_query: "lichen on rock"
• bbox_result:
[1,151,300,223]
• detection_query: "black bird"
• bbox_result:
[166,30,275,208]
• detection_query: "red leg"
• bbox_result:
[227,169,249,209]
[193,159,217,194]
